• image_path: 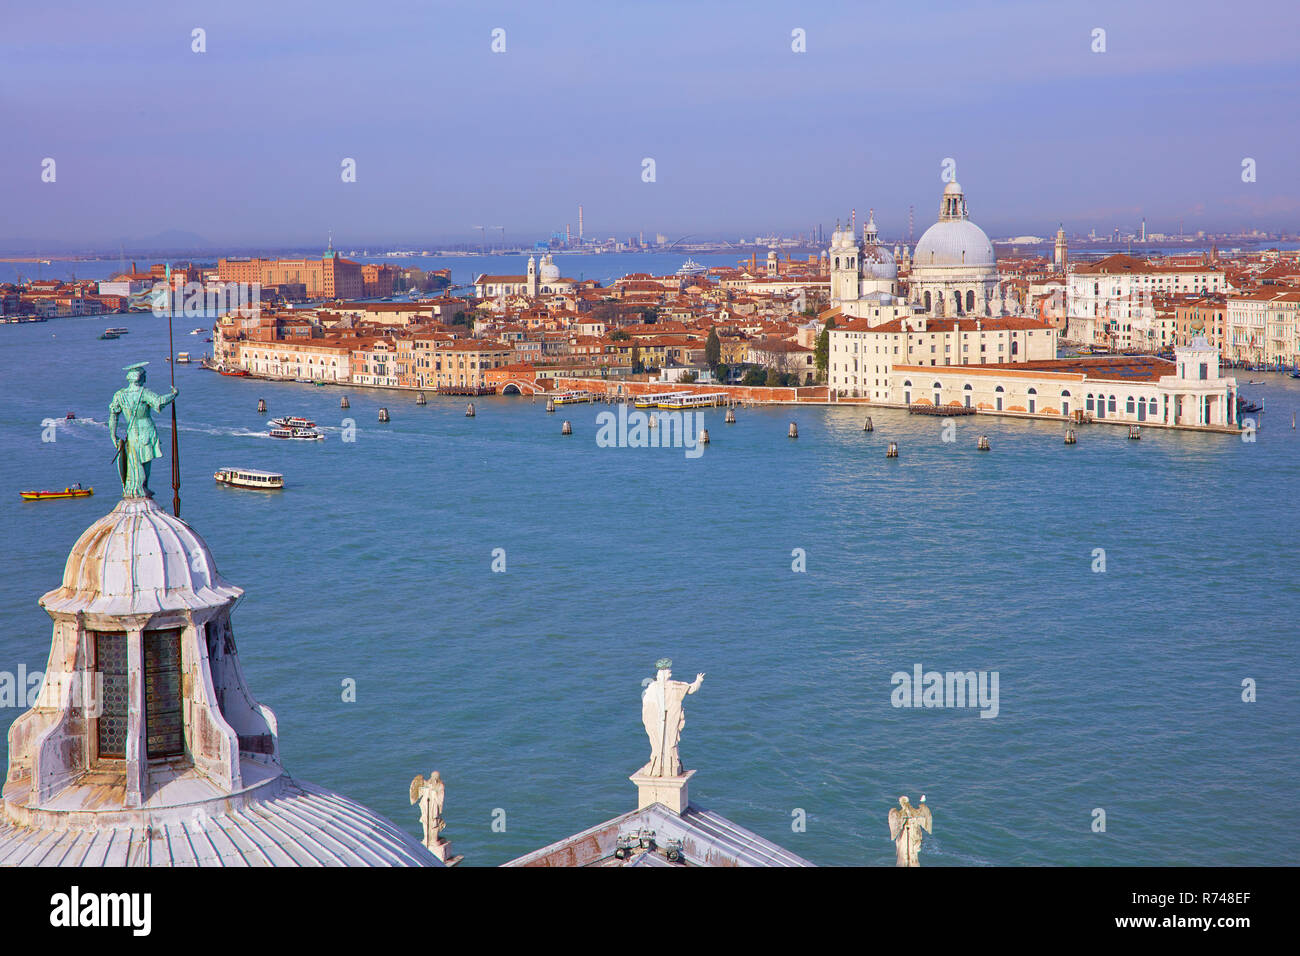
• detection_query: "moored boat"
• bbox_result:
[214,467,284,490]
[20,484,93,501]
[220,368,250,377]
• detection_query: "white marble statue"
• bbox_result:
[888,795,933,867]
[639,659,704,777]
[410,771,445,847]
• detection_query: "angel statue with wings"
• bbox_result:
[410,771,460,864]
[888,794,933,867]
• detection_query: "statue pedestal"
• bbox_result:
[429,838,463,867]
[630,769,695,815]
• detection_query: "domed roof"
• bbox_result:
[539,255,560,283]
[944,180,964,195]
[912,219,995,269]
[0,776,442,867]
[41,496,242,617]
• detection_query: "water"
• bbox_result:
[2,316,1298,866]
[0,251,747,290]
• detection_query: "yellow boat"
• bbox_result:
[20,485,93,501]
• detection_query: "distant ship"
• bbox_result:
[675,258,707,276]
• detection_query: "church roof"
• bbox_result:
[0,777,442,867]
[504,802,814,868]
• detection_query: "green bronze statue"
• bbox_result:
[108,362,177,498]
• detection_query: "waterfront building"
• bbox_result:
[217,241,364,300]
[1223,287,1300,366]
[236,337,354,381]
[1066,254,1228,347]
[0,495,440,866]
[827,315,1058,400]
[888,338,1237,429]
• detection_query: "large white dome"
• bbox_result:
[41,496,242,617]
[912,219,995,269]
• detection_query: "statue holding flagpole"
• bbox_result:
[639,659,704,777]
[887,795,933,867]
[109,362,177,499]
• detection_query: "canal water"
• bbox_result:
[2,314,1297,866]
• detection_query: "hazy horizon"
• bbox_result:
[4,0,1298,250]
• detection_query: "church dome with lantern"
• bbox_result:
[1,479,441,866]
[906,180,1001,317]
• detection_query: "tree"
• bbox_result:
[715,362,729,384]
[705,327,721,369]
[631,345,644,374]
[815,316,835,380]
[609,328,630,341]
[741,366,766,386]
[680,371,698,383]
[764,368,781,387]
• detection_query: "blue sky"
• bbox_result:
[2,0,1297,247]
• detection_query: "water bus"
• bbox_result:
[270,416,316,429]
[175,352,191,364]
[635,391,691,408]
[214,468,284,490]
[552,390,594,405]
[658,392,728,409]
[269,426,323,441]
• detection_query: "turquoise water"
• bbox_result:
[2,314,1298,866]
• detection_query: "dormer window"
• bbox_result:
[145,628,184,759]
[94,631,128,759]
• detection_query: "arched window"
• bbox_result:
[834,257,840,270]
[1108,395,1117,412]
[1126,396,1136,413]
[1086,393,1094,411]
[963,383,973,408]
[954,291,963,314]
[924,291,931,311]
[966,290,975,312]
[995,384,1004,411]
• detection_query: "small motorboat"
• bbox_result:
[220,368,250,377]
[312,381,327,387]
[1247,379,1264,385]
[65,412,75,420]
[1238,399,1262,413]
[190,328,204,335]
[99,330,121,340]
[270,416,316,429]
[21,485,93,501]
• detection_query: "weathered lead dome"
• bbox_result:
[41,496,242,617]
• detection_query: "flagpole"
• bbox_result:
[166,264,180,517]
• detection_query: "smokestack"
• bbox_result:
[578,204,584,240]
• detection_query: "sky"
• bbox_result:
[1,0,1298,250]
